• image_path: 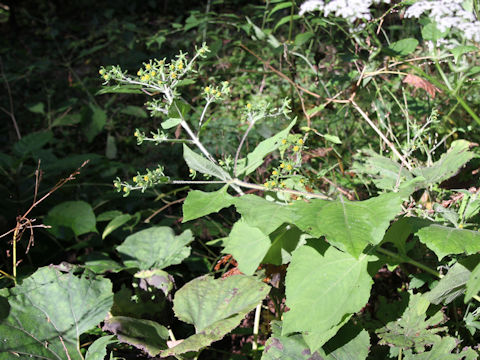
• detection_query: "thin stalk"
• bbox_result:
[231,178,330,200]
[375,247,440,278]
[234,117,256,176]
[288,1,294,43]
[350,100,413,171]
[252,303,262,351]
[12,226,19,284]
[198,99,213,133]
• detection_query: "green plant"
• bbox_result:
[1,1,480,359]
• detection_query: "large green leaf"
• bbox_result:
[183,145,230,180]
[161,275,270,356]
[427,263,470,305]
[382,217,432,255]
[103,316,168,357]
[465,262,480,302]
[85,335,116,360]
[44,200,97,238]
[412,140,476,186]
[85,104,107,142]
[261,321,324,360]
[282,244,375,347]
[352,149,414,190]
[223,219,272,275]
[235,119,296,177]
[416,225,480,260]
[376,293,446,352]
[116,227,193,269]
[0,266,113,359]
[233,195,294,235]
[102,214,132,239]
[388,38,419,56]
[182,186,235,222]
[262,321,370,360]
[403,337,478,359]
[291,190,408,257]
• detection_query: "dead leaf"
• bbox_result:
[403,74,442,98]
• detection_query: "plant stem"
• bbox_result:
[252,303,262,351]
[350,99,413,171]
[375,246,440,278]
[12,226,19,285]
[234,116,256,176]
[231,178,330,199]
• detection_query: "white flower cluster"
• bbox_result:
[299,0,391,23]
[404,0,480,42]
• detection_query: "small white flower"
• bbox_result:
[405,0,480,42]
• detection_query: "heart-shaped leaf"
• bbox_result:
[0,266,113,360]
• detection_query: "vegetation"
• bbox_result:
[1,0,480,359]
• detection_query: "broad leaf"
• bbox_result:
[233,195,294,235]
[388,38,418,56]
[161,118,182,129]
[161,275,270,356]
[235,119,295,177]
[116,227,193,269]
[352,149,414,190]
[283,244,375,349]
[102,214,131,239]
[44,200,97,237]
[291,190,409,257]
[85,104,107,142]
[402,337,478,359]
[85,335,116,360]
[382,217,432,255]
[263,321,370,359]
[182,186,234,222]
[183,144,230,180]
[466,262,480,302]
[261,321,324,360]
[427,263,470,305]
[412,140,475,186]
[416,225,480,260]
[223,219,272,275]
[103,316,168,357]
[376,293,446,352]
[0,266,113,360]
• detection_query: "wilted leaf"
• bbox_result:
[403,74,441,99]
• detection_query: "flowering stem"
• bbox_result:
[230,179,330,200]
[198,98,213,134]
[234,116,256,177]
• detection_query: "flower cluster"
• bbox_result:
[264,136,307,189]
[299,0,391,22]
[204,81,231,102]
[133,128,168,146]
[405,0,480,42]
[114,165,168,196]
[98,43,210,117]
